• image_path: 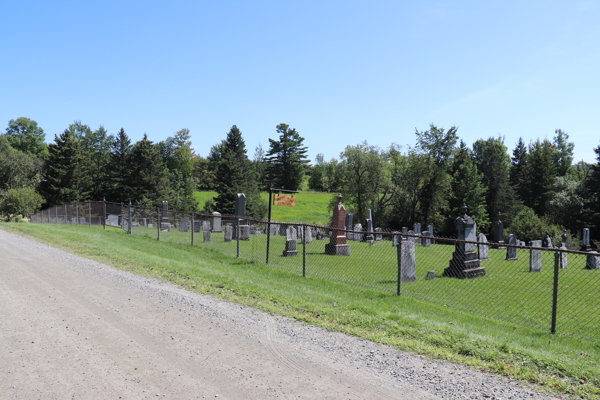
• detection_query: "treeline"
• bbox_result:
[1,117,599,244]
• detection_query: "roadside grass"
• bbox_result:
[195,190,333,224]
[3,222,599,400]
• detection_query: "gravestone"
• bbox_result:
[428,225,435,244]
[562,230,568,248]
[506,234,517,260]
[406,230,416,244]
[304,226,313,244]
[581,228,592,251]
[179,217,189,232]
[283,226,298,257]
[529,240,542,272]
[325,195,351,256]
[211,212,222,232]
[295,225,303,242]
[492,212,505,248]
[542,233,552,248]
[392,232,401,247]
[107,214,119,227]
[223,225,233,242]
[161,201,169,222]
[443,204,485,279]
[586,252,600,269]
[477,233,489,260]
[426,271,436,280]
[202,221,211,231]
[354,224,363,241]
[413,223,421,234]
[375,227,383,241]
[401,227,408,240]
[143,218,147,228]
[279,224,288,236]
[193,221,201,232]
[421,230,432,247]
[239,225,250,240]
[203,231,212,243]
[554,245,568,269]
[345,214,354,240]
[316,229,324,240]
[148,224,153,228]
[363,219,374,243]
[269,223,279,236]
[79,217,86,225]
[399,241,416,282]
[233,193,248,239]
[519,241,526,246]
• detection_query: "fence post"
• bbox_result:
[103,198,106,230]
[396,239,402,296]
[89,201,92,227]
[191,213,194,246]
[76,203,79,225]
[302,224,307,277]
[157,208,160,241]
[64,204,67,224]
[551,250,561,334]
[120,202,124,230]
[236,218,240,258]
[128,200,132,234]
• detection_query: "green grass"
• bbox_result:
[195,190,333,224]
[3,222,600,400]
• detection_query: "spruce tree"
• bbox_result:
[510,137,528,196]
[127,134,170,205]
[265,124,309,191]
[107,128,132,202]
[214,125,265,218]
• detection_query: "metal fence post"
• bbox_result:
[302,224,307,277]
[64,204,67,224]
[103,198,106,230]
[551,250,561,334]
[236,218,240,258]
[157,208,160,241]
[76,203,79,225]
[128,200,132,234]
[120,202,124,230]
[89,201,92,227]
[191,213,194,246]
[396,239,402,296]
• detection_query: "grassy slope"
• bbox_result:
[3,222,599,400]
[194,190,333,225]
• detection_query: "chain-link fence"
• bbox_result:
[30,201,600,341]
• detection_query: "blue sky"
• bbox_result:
[1,0,599,163]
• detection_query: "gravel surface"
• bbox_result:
[0,229,564,399]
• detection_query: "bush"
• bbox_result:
[0,187,44,220]
[507,207,562,244]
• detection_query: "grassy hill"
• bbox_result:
[194,190,333,225]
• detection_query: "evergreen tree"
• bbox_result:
[127,134,170,206]
[472,136,521,227]
[265,124,310,191]
[107,128,132,202]
[214,126,266,218]
[447,141,489,233]
[157,128,197,210]
[39,129,86,205]
[510,137,528,196]
[583,143,600,232]
[79,125,113,200]
[552,129,575,176]
[523,139,557,215]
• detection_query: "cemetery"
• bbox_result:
[29,198,600,341]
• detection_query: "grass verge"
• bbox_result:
[2,222,599,400]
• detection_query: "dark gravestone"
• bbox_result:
[161,201,169,222]
[211,212,222,232]
[179,217,189,232]
[203,230,212,243]
[477,233,488,260]
[279,224,288,236]
[223,225,233,242]
[399,241,416,282]
[413,223,421,234]
[581,228,592,251]
[363,219,374,243]
[283,226,297,257]
[233,193,247,239]
[443,205,485,279]
[506,234,517,260]
[542,233,552,248]
[193,221,201,232]
[295,226,303,242]
[392,232,401,247]
[325,195,351,256]
[426,271,436,280]
[421,231,432,247]
[529,240,542,272]
[316,229,324,240]
[345,213,354,240]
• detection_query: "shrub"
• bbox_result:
[507,206,562,244]
[0,187,44,220]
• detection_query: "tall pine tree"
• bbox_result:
[265,124,309,191]
[127,134,170,206]
[107,128,132,202]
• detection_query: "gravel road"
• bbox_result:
[0,229,563,399]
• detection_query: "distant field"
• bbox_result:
[194,190,333,225]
